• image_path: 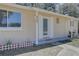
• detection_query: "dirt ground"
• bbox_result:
[0,44,63,56]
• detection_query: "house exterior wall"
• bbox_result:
[66,19,78,37]
[0,4,78,45]
[74,20,78,36]
[72,20,78,37]
[38,12,78,39]
[38,12,70,38]
[0,5,36,44]
[53,17,78,38]
[53,17,69,38]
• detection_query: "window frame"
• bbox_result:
[0,9,22,30]
[42,16,50,36]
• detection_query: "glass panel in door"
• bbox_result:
[43,18,48,37]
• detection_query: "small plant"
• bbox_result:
[68,31,71,38]
[5,40,12,45]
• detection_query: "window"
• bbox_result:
[43,18,48,35]
[0,10,7,27]
[8,11,21,27]
[0,9,21,28]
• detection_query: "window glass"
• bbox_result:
[8,11,21,27]
[43,18,48,35]
[0,10,7,27]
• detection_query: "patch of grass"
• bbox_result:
[67,38,79,47]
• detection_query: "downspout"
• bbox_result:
[35,11,39,45]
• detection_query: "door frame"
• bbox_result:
[39,16,50,39]
[36,15,54,45]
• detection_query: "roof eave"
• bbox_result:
[0,3,78,20]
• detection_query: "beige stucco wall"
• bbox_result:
[0,4,78,44]
[0,4,36,44]
[53,17,68,38]
[52,16,78,38]
[66,19,78,37]
[38,12,70,38]
[38,12,78,38]
[72,20,78,37]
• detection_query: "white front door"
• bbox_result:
[38,16,53,40]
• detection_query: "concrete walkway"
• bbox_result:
[17,46,63,56]
[57,44,79,56]
[17,43,79,56]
